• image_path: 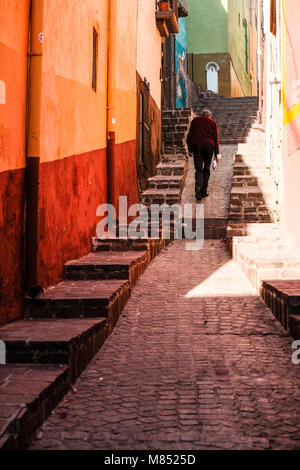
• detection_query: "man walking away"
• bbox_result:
[186,109,220,201]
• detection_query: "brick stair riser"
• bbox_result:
[235,154,266,163]
[0,367,72,450]
[25,282,130,321]
[261,283,300,339]
[91,238,167,263]
[182,217,227,240]
[25,298,110,320]
[92,238,150,252]
[142,194,183,206]
[5,319,108,370]
[64,265,130,281]
[148,181,182,190]
[233,169,269,177]
[63,254,148,288]
[231,238,300,298]
[232,179,260,187]
[156,167,185,177]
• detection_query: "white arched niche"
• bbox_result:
[206,62,220,94]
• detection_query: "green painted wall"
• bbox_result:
[186,0,228,54]
[228,0,251,96]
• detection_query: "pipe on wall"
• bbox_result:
[25,0,44,295]
[257,0,262,119]
[264,0,271,168]
[106,0,117,206]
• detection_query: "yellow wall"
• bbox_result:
[230,60,245,96]
[40,0,109,163]
[136,0,162,110]
[108,0,138,145]
[0,0,30,172]
[228,0,251,96]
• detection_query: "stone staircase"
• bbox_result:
[161,108,197,160]
[141,161,187,207]
[194,95,259,145]
[0,108,192,450]
[226,118,300,339]
[0,249,137,448]
[0,231,168,449]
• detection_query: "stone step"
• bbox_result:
[25,280,131,322]
[226,222,280,239]
[262,280,300,337]
[156,162,186,176]
[231,186,274,197]
[235,153,266,163]
[229,213,274,223]
[221,138,248,144]
[147,175,183,189]
[64,251,148,286]
[237,145,266,155]
[236,247,300,290]
[142,188,182,206]
[0,364,70,450]
[182,217,227,240]
[0,317,108,368]
[232,175,262,186]
[91,237,167,262]
[233,166,269,177]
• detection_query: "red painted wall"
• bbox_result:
[0,0,141,325]
[38,148,107,286]
[0,170,25,325]
[0,0,30,324]
[108,140,139,214]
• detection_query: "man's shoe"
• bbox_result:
[195,191,202,201]
[201,192,209,198]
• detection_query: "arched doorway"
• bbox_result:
[206,62,220,94]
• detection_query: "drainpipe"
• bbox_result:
[264,0,271,168]
[107,0,117,206]
[257,0,262,118]
[25,0,44,295]
[276,0,282,81]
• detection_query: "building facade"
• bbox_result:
[261,0,300,248]
[0,0,181,325]
[186,0,257,97]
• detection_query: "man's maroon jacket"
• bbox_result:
[186,116,220,155]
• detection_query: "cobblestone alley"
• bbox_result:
[29,147,300,451]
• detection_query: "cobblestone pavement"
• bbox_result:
[29,240,300,450]
[181,145,237,218]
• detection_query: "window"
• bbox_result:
[206,62,220,94]
[92,28,98,92]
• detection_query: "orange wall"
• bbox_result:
[38,0,109,286]
[137,0,162,110]
[0,0,30,324]
[107,0,139,210]
[0,0,143,324]
[41,0,108,162]
[0,0,29,173]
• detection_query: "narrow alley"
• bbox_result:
[28,144,300,451]
[1,0,300,454]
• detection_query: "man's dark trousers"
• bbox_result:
[192,144,215,195]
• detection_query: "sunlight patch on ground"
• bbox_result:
[185,260,257,298]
